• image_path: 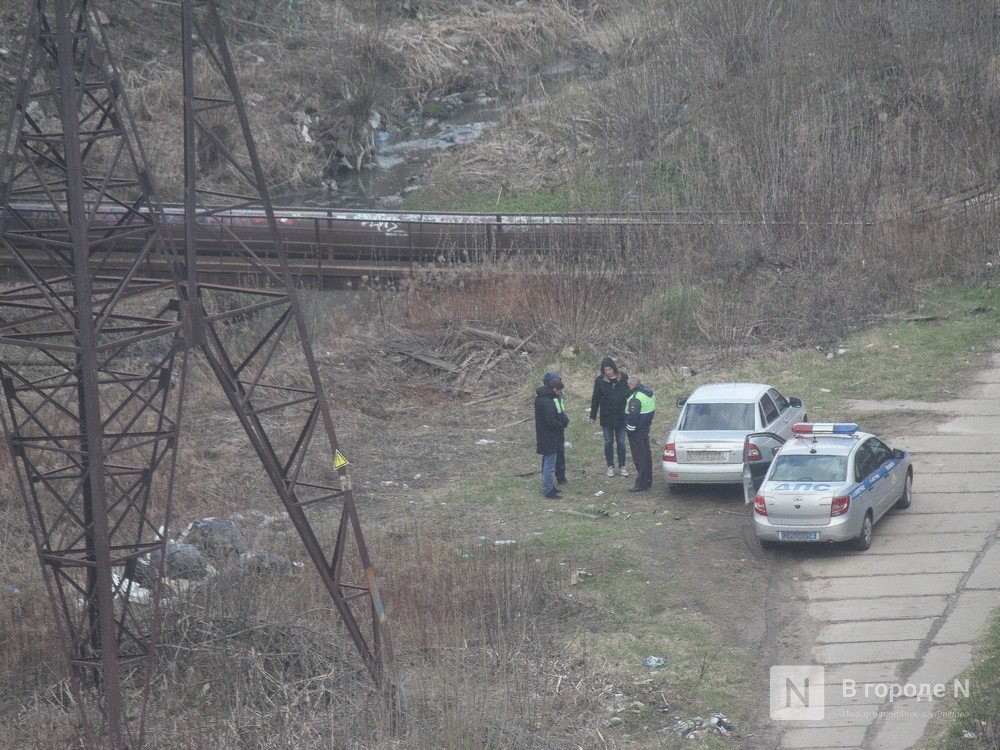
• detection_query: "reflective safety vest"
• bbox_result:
[632,390,656,414]
[555,396,566,415]
[627,390,655,415]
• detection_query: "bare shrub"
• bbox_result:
[128,529,595,749]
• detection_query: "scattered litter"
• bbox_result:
[593,431,603,438]
[642,656,668,668]
[475,438,496,445]
[962,730,976,739]
[601,716,624,728]
[665,712,734,739]
[413,473,422,480]
[493,539,516,546]
[826,352,834,360]
[594,490,605,497]
[892,344,900,349]
[819,388,831,393]
[569,568,593,585]
[380,480,398,487]
[837,348,847,355]
[564,441,572,448]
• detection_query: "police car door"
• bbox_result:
[852,443,879,516]
[868,438,899,518]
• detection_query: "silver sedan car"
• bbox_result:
[753,423,913,551]
[661,383,806,489]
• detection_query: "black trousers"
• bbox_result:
[555,442,566,482]
[627,427,653,489]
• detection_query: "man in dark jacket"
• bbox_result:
[625,375,656,492]
[589,356,630,477]
[535,373,569,498]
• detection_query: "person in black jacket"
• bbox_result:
[535,373,569,498]
[589,356,630,478]
[625,376,656,492]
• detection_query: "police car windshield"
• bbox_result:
[679,402,755,431]
[769,454,848,483]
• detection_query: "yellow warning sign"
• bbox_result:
[333,450,349,470]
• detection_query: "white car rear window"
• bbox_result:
[679,402,755,431]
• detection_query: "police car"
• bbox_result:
[753,423,913,551]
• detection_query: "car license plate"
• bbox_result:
[778,530,820,542]
[687,450,728,463]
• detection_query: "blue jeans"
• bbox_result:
[541,453,557,494]
[603,425,627,468]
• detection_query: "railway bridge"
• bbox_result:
[0,203,904,288]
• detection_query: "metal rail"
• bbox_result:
[3,192,994,288]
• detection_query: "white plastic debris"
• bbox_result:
[594,490,604,497]
[819,388,831,393]
[475,439,496,445]
[642,655,667,668]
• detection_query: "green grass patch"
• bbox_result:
[941,608,1000,748]
[420,100,446,117]
[667,284,1000,418]
[404,176,614,213]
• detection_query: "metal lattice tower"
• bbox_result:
[0,2,395,748]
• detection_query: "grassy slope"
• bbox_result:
[380,282,1000,747]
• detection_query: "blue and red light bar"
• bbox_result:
[791,422,859,435]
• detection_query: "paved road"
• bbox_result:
[772,351,1000,750]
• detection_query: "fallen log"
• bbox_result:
[462,326,538,352]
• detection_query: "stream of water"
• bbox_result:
[275,59,603,211]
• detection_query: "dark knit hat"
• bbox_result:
[543,371,560,386]
[600,356,618,374]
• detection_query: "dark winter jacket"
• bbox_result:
[625,384,656,432]
[589,357,629,428]
[535,385,569,455]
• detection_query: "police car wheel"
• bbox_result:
[851,513,873,551]
[894,471,912,510]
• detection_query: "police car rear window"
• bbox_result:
[769,454,848,483]
[679,402,755,431]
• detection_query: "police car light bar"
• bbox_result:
[791,422,859,435]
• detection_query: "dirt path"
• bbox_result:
[766,350,1000,750]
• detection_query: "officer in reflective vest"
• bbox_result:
[535,372,569,498]
[624,376,656,492]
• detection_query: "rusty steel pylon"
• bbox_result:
[0,2,395,748]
